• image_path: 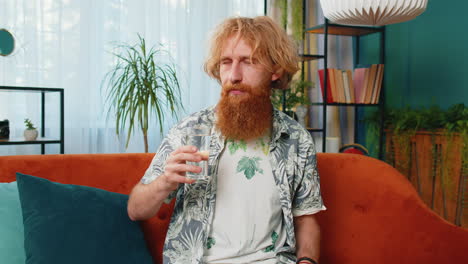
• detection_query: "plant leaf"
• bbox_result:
[236,156,263,179]
[101,35,184,152]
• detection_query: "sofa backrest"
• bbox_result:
[0,153,173,263]
[0,153,153,193]
[316,153,468,263]
[1,153,467,264]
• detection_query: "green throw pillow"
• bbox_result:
[0,181,26,264]
[16,173,153,264]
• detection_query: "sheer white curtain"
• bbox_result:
[0,0,264,155]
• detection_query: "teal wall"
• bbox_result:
[360,0,468,109]
[357,1,468,157]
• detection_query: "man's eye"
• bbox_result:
[245,59,258,65]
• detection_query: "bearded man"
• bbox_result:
[128,16,326,264]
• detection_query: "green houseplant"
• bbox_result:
[271,79,312,112]
[365,103,468,226]
[271,79,313,127]
[275,0,304,42]
[366,104,467,161]
[273,0,310,122]
[103,35,184,153]
[24,118,38,141]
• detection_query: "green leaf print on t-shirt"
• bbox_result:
[206,237,216,249]
[227,139,247,155]
[236,156,263,179]
[255,138,269,155]
[264,231,279,252]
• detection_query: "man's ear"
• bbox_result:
[271,67,284,81]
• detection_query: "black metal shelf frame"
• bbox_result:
[0,86,65,154]
[306,23,384,36]
[305,18,386,159]
[263,0,385,158]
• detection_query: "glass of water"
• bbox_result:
[185,125,211,180]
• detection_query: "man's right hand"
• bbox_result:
[128,146,208,221]
[158,145,207,192]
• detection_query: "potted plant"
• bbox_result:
[103,35,184,153]
[272,0,309,125]
[275,0,304,42]
[24,118,38,141]
[271,79,313,126]
[271,79,312,111]
[365,103,468,226]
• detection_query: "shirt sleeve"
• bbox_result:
[292,144,326,217]
[140,126,183,204]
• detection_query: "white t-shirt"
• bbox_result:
[203,136,287,264]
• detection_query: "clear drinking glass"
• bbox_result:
[185,125,211,180]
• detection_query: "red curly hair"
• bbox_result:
[204,16,300,89]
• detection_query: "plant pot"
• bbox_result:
[24,129,38,141]
[385,130,466,227]
[284,110,298,121]
[295,105,307,127]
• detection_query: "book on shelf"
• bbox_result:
[364,64,378,103]
[318,69,334,103]
[360,67,370,103]
[329,69,337,103]
[342,70,351,103]
[372,64,385,104]
[353,67,366,104]
[346,70,355,103]
[317,64,384,105]
[369,65,379,103]
[335,69,345,103]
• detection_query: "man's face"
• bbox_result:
[219,36,280,93]
[215,36,281,140]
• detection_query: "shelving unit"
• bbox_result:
[0,86,64,154]
[263,0,385,158]
[304,19,386,159]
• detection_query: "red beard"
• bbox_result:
[216,82,272,140]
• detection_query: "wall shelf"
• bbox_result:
[299,54,325,61]
[306,23,384,36]
[0,86,64,154]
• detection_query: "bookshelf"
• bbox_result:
[304,19,386,159]
[0,86,65,154]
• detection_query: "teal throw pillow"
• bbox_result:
[0,181,26,264]
[16,173,153,264]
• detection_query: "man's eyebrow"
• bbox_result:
[220,55,256,61]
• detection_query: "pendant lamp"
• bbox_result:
[319,0,428,26]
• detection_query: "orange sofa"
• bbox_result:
[1,153,467,264]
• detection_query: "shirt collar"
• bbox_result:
[206,105,225,148]
[271,107,290,143]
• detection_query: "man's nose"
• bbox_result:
[229,61,242,84]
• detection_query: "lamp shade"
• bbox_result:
[319,0,428,26]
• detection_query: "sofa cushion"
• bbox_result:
[0,181,26,264]
[16,173,153,264]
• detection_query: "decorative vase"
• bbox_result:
[24,129,38,141]
[295,105,307,127]
[284,110,298,121]
[0,119,9,139]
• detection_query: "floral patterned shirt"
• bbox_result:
[141,105,326,264]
